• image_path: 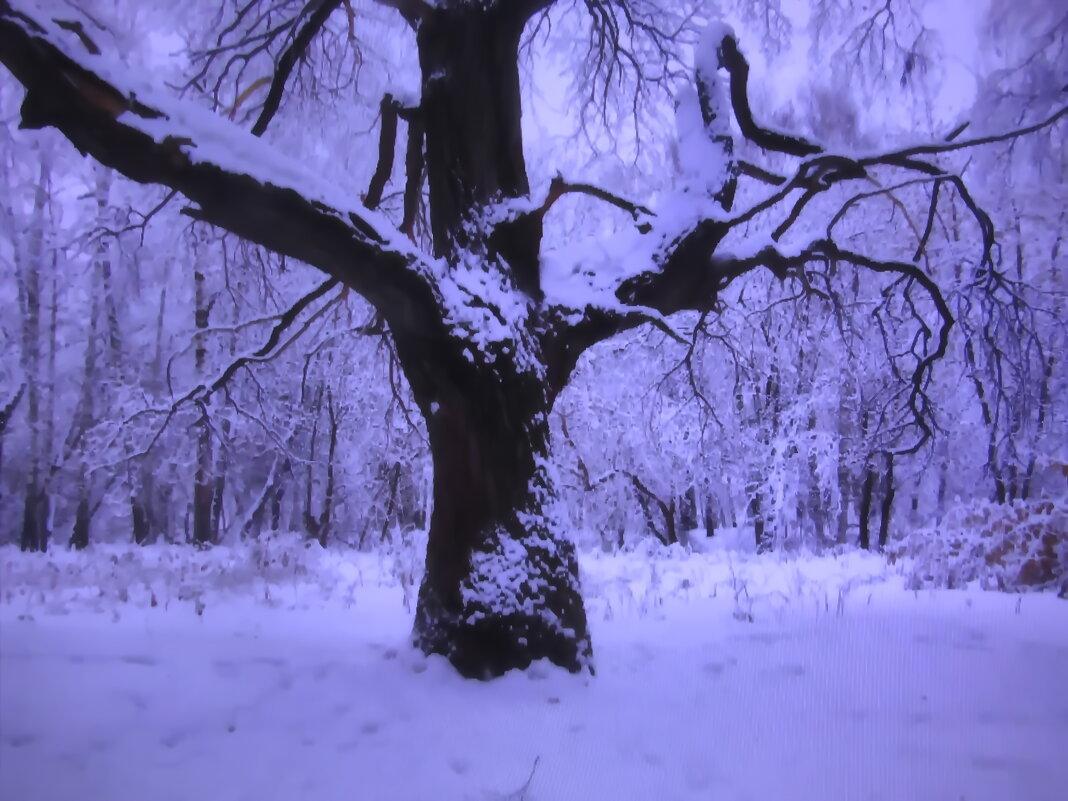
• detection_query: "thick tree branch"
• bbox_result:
[401,108,425,240]
[365,93,400,210]
[0,2,443,340]
[177,276,341,404]
[718,34,822,157]
[551,98,1063,389]
[625,471,676,546]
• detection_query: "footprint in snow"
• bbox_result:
[120,654,157,666]
[331,702,351,718]
[5,733,36,748]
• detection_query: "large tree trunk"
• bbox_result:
[405,4,591,678]
[419,7,528,247]
[409,351,592,678]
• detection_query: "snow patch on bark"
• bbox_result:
[461,531,566,628]
[459,456,584,640]
[674,83,733,198]
[436,250,541,373]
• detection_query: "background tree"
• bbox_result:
[0,0,1063,678]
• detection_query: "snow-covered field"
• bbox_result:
[1,539,1066,801]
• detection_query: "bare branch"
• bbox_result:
[401,108,424,241]
[0,383,25,436]
[251,0,346,137]
[540,175,654,228]
[140,276,342,459]
[737,160,788,186]
[869,105,1068,164]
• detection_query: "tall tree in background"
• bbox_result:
[0,0,1063,677]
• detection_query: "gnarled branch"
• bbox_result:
[0,2,443,341]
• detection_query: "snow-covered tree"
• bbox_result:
[0,0,1063,678]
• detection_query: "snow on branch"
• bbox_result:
[0,0,443,337]
[546,85,1064,441]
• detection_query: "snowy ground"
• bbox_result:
[1,539,1066,801]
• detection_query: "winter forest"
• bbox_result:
[0,0,1066,799]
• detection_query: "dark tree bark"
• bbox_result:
[131,489,152,545]
[858,461,876,551]
[702,493,719,539]
[70,495,90,551]
[303,385,338,548]
[412,362,591,677]
[626,472,678,546]
[679,486,699,534]
[750,489,770,553]
[192,267,217,547]
[877,453,895,551]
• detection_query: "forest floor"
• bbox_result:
[1,538,1065,801]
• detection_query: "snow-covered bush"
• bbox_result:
[890,498,1067,592]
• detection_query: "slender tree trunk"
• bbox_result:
[18,162,50,552]
[380,461,403,543]
[877,452,895,551]
[805,410,827,543]
[69,171,111,549]
[701,486,718,538]
[934,437,949,522]
[70,495,90,550]
[318,389,339,548]
[836,378,854,545]
[271,459,290,533]
[192,266,217,546]
[1022,354,1054,500]
[627,472,677,546]
[965,339,1007,504]
[130,462,160,545]
[127,285,168,545]
[750,491,769,553]
[679,486,699,535]
[858,461,875,551]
